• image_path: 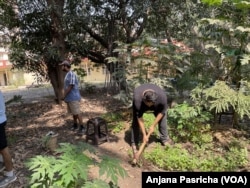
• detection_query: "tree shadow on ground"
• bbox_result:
[5,91,146,187]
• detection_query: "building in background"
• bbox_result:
[0,47,39,87]
[0,48,108,88]
[80,57,107,83]
[0,47,13,86]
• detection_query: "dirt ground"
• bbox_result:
[3,90,250,188]
[4,91,158,188]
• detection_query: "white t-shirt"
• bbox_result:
[0,91,7,124]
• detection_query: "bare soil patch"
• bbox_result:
[4,92,156,188]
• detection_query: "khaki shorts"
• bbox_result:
[66,100,81,115]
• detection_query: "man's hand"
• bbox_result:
[142,126,154,143]
[148,126,154,135]
[142,133,149,143]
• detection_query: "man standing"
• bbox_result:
[131,83,172,151]
[0,90,16,187]
[60,60,85,134]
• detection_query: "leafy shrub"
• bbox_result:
[190,81,250,127]
[84,83,97,94]
[25,142,127,188]
[102,112,123,122]
[167,102,213,145]
[102,112,125,133]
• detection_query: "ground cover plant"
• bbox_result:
[142,106,250,172]
[4,91,250,187]
[25,142,127,188]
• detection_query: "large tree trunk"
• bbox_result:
[48,66,65,104]
[47,0,66,104]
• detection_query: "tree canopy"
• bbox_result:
[0,0,159,100]
[0,0,249,114]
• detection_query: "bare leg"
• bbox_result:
[77,114,83,125]
[0,147,13,172]
[73,115,78,125]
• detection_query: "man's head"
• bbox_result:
[142,90,158,107]
[60,60,71,72]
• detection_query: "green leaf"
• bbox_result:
[201,0,222,6]
[241,54,250,65]
[84,179,110,188]
[99,156,128,185]
[235,1,250,9]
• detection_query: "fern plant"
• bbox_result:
[191,80,250,127]
[25,142,127,188]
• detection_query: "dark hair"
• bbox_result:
[143,90,158,103]
[65,64,71,68]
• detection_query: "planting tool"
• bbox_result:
[131,131,152,165]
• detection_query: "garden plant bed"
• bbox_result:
[3,92,250,188]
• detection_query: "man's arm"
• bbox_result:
[64,85,73,99]
[137,117,147,142]
[148,113,164,135]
